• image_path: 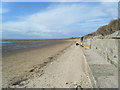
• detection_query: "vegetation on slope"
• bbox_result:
[83,19,120,39]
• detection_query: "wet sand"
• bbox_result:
[2,40,69,53]
[2,40,75,88]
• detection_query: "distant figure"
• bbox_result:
[81,37,84,42]
[80,37,84,47]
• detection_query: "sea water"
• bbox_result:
[2,40,64,53]
[0,41,13,44]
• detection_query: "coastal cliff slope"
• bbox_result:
[83,19,120,39]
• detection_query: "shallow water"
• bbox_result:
[0,41,13,44]
[2,40,65,53]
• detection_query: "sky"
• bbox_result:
[1,2,118,39]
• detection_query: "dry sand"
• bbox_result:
[22,45,92,88]
[0,53,2,89]
[2,40,92,88]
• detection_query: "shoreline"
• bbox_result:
[2,40,75,88]
[2,39,75,42]
[2,39,76,54]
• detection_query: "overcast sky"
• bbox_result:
[2,2,118,39]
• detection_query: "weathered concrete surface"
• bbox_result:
[91,39,118,67]
[83,39,119,67]
[82,31,120,67]
[82,48,118,88]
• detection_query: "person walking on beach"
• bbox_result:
[80,37,84,47]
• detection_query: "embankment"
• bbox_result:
[83,38,119,67]
[81,19,120,67]
[81,28,119,87]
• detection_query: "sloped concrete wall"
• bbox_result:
[83,39,119,67]
[91,39,118,67]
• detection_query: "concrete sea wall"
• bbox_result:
[83,39,119,67]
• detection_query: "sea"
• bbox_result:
[1,40,65,53]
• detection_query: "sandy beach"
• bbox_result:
[2,39,93,88]
[2,1,119,89]
[2,40,75,88]
[2,38,117,88]
[21,44,92,88]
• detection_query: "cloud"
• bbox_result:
[2,0,119,2]
[0,6,9,14]
[0,3,9,23]
[101,2,118,18]
[2,2,118,38]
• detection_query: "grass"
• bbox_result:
[82,19,120,39]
